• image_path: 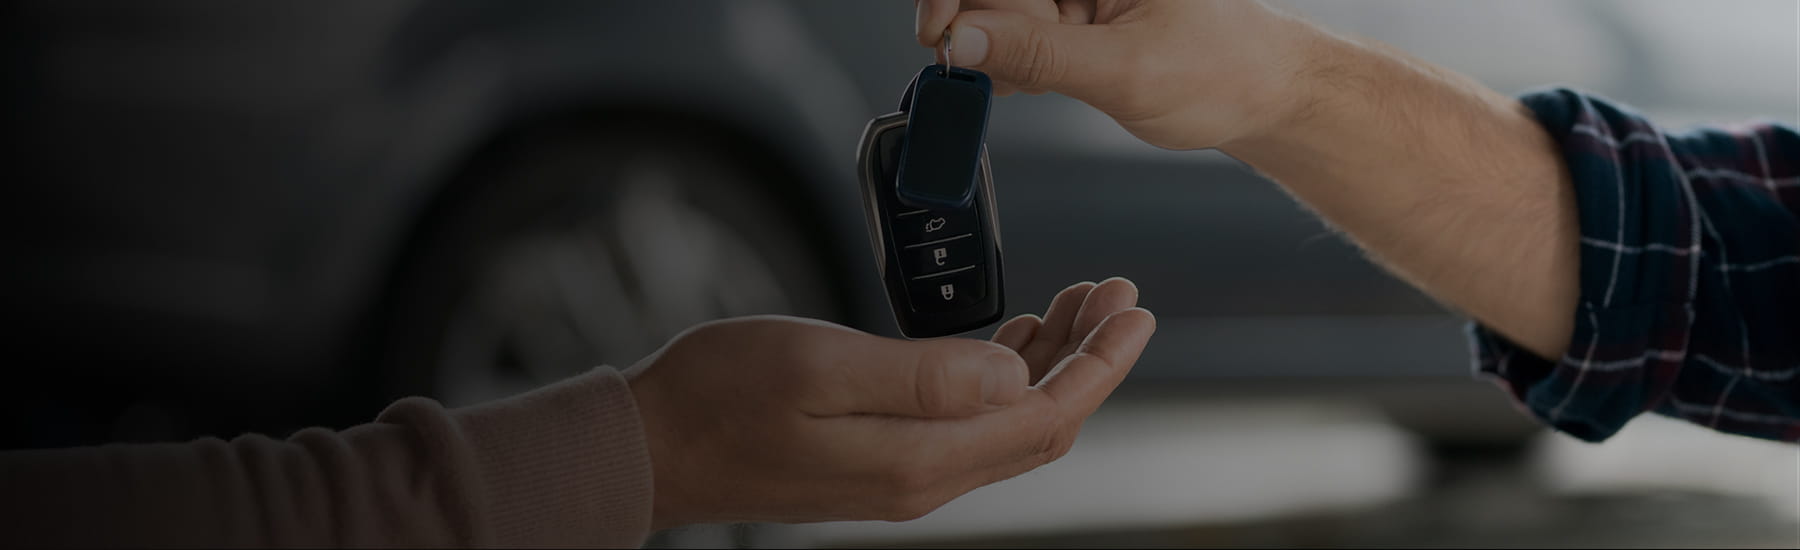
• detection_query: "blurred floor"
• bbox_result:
[784,389,1800,548]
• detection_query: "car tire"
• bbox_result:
[371,116,846,548]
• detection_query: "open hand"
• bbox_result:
[623,277,1152,529]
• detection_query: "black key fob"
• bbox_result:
[855,65,1005,339]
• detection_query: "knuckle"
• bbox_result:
[1050,430,1078,461]
[1031,423,1060,458]
[1014,27,1066,89]
[1034,423,1079,463]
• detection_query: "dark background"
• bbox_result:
[4,0,1795,547]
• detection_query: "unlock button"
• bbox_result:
[904,233,980,277]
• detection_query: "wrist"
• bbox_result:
[623,365,685,532]
[1222,18,1427,170]
[1223,6,1352,149]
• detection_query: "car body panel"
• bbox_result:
[5,1,885,403]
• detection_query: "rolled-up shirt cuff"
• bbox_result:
[1465,87,1699,442]
[1467,302,1690,442]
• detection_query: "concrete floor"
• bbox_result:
[766,392,1800,548]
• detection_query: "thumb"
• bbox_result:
[816,337,1030,418]
[947,10,1124,101]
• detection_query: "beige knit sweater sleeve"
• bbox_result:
[1,367,653,548]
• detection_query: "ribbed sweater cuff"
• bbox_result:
[452,367,653,548]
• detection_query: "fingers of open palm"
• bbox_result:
[1023,277,1138,379]
[991,314,1043,352]
[1070,277,1140,343]
[1037,307,1155,418]
[1019,281,1096,378]
[875,306,1156,510]
[893,346,1138,512]
[832,308,1151,523]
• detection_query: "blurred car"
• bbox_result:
[4,0,1791,524]
[5,1,879,446]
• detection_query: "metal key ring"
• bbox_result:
[941,30,953,76]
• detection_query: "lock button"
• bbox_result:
[907,265,986,312]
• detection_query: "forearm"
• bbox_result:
[0,368,652,548]
[1222,18,1579,360]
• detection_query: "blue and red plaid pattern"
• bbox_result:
[1469,88,1800,443]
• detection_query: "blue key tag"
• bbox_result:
[894,63,993,210]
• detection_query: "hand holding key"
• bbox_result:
[912,0,1319,151]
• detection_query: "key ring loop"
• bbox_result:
[940,30,953,76]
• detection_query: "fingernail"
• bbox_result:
[955,26,989,66]
[914,1,932,43]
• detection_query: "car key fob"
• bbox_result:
[854,64,1004,339]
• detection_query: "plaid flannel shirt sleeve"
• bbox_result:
[1468,87,1800,443]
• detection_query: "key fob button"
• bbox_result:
[903,232,980,276]
[894,210,976,247]
[908,265,986,312]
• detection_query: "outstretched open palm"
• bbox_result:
[991,277,1144,385]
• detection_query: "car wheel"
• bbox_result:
[373,118,844,548]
